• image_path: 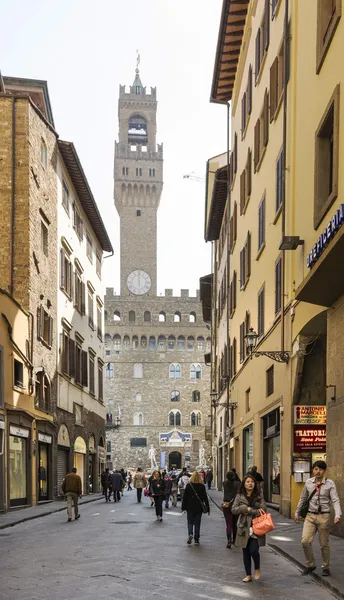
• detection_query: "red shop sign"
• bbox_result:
[293,426,326,452]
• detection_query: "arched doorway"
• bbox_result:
[169,451,182,470]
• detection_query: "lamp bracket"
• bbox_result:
[253,350,290,364]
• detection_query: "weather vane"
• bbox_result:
[136,49,141,71]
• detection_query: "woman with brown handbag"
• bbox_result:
[231,475,267,582]
[222,471,240,548]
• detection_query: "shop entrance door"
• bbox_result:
[38,443,49,501]
[9,434,28,507]
[88,454,95,493]
[169,451,181,470]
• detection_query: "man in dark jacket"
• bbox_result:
[62,467,82,522]
[101,468,111,502]
[206,469,213,490]
[111,470,123,502]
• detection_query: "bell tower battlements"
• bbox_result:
[114,68,163,297]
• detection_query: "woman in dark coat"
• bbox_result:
[182,471,210,545]
[150,470,165,521]
[231,474,266,582]
[222,471,240,548]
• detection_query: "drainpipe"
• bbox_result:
[226,100,231,473]
[10,98,16,297]
[281,0,289,354]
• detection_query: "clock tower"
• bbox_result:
[114,68,163,297]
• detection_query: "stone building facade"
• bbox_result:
[105,70,211,471]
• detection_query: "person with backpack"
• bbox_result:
[182,471,210,545]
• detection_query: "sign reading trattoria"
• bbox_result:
[294,405,326,425]
[294,426,326,452]
[306,203,344,268]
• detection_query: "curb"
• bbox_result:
[208,492,343,600]
[0,495,104,531]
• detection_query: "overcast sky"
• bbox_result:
[1,0,227,296]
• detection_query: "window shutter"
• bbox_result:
[240,323,244,363]
[48,316,53,347]
[263,89,269,146]
[69,339,75,378]
[258,288,265,337]
[255,30,260,83]
[254,120,260,172]
[81,282,86,315]
[264,0,270,51]
[60,248,66,289]
[276,151,283,212]
[259,199,265,249]
[240,171,246,214]
[240,248,245,289]
[79,218,84,241]
[241,93,246,138]
[229,216,233,250]
[270,58,278,122]
[246,149,252,197]
[248,65,252,115]
[234,203,237,242]
[70,262,74,300]
[81,350,88,387]
[233,338,237,375]
[247,232,251,278]
[275,258,282,314]
[37,306,41,339]
[233,271,237,310]
[234,134,238,174]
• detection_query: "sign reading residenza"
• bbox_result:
[294,405,326,425]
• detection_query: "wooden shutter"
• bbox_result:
[263,89,269,146]
[246,149,252,198]
[241,93,246,138]
[247,232,251,278]
[81,282,86,315]
[259,197,265,249]
[255,30,260,83]
[79,218,84,241]
[69,339,75,378]
[276,150,283,212]
[240,323,244,363]
[264,0,270,51]
[60,248,65,289]
[258,288,265,337]
[240,248,245,289]
[248,65,252,115]
[270,58,278,122]
[48,316,53,347]
[69,262,73,300]
[254,119,260,172]
[234,134,238,174]
[229,216,233,250]
[81,350,88,387]
[233,270,237,310]
[233,338,237,376]
[234,202,237,242]
[275,257,282,314]
[245,311,251,358]
[240,171,246,214]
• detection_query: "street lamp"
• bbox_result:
[244,327,290,364]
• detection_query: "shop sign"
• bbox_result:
[10,426,29,438]
[307,204,344,268]
[74,436,86,454]
[294,426,326,452]
[294,405,326,425]
[38,433,52,444]
[98,446,105,460]
[57,425,70,448]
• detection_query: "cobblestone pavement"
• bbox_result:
[0,491,339,600]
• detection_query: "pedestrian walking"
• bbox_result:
[231,474,267,582]
[164,474,172,508]
[295,460,342,577]
[179,471,190,504]
[231,467,241,483]
[133,467,147,503]
[62,467,82,522]
[222,471,240,548]
[126,473,133,491]
[177,467,188,483]
[110,470,123,502]
[148,474,155,507]
[150,470,165,521]
[199,468,207,484]
[101,467,111,502]
[171,474,178,506]
[120,468,126,496]
[182,471,210,545]
[206,468,213,490]
[247,466,264,488]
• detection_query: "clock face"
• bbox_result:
[127,270,151,295]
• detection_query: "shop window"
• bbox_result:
[134,363,143,378]
[187,336,194,350]
[275,255,282,315]
[316,0,341,73]
[149,336,156,350]
[258,285,265,338]
[314,85,340,228]
[177,336,185,350]
[144,311,151,322]
[171,390,180,402]
[190,364,202,380]
[159,311,166,322]
[129,310,135,323]
[189,312,196,323]
[266,365,274,397]
[37,305,53,348]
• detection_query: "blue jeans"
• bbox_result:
[187,511,202,541]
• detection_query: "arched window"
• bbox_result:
[206,337,211,352]
[159,311,166,322]
[132,335,139,349]
[190,364,202,379]
[129,310,135,323]
[168,335,175,350]
[141,336,147,348]
[176,411,181,426]
[175,364,181,379]
[169,411,175,426]
[123,335,130,348]
[134,363,143,378]
[169,410,182,427]
[104,333,111,348]
[136,392,142,402]
[114,311,120,322]
[144,311,151,322]
[169,363,181,379]
[149,336,155,350]
[177,336,185,350]
[197,336,204,351]
[133,412,144,425]
[128,114,148,145]
[192,439,200,453]
[171,391,180,402]
[35,371,50,411]
[169,364,175,379]
[189,312,196,323]
[113,334,121,350]
[191,411,202,426]
[187,336,194,350]
[192,390,200,402]
[106,363,114,378]
[158,335,166,351]
[174,312,181,323]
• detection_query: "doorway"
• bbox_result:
[169,451,182,470]
[38,443,49,501]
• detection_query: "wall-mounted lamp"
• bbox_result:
[245,328,290,364]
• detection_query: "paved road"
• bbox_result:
[0,491,338,600]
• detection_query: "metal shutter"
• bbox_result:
[57,448,68,495]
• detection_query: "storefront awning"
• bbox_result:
[296,226,344,307]
[200,274,213,323]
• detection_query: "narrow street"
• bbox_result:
[0,492,337,600]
